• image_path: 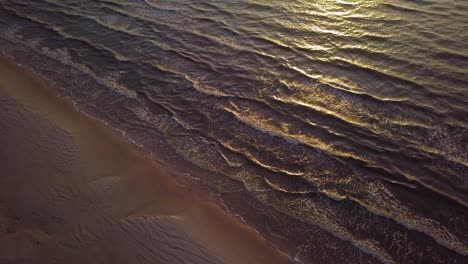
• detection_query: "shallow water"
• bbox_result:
[0,0,467,263]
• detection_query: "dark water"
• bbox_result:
[0,0,467,263]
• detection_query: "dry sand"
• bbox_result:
[0,55,291,264]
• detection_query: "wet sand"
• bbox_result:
[0,55,291,264]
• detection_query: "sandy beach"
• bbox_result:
[1,1,467,262]
[0,55,291,264]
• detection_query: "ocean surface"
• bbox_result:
[0,0,467,263]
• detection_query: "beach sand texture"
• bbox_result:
[0,56,290,264]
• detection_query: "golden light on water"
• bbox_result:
[1,0,467,263]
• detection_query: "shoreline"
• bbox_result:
[0,54,292,263]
